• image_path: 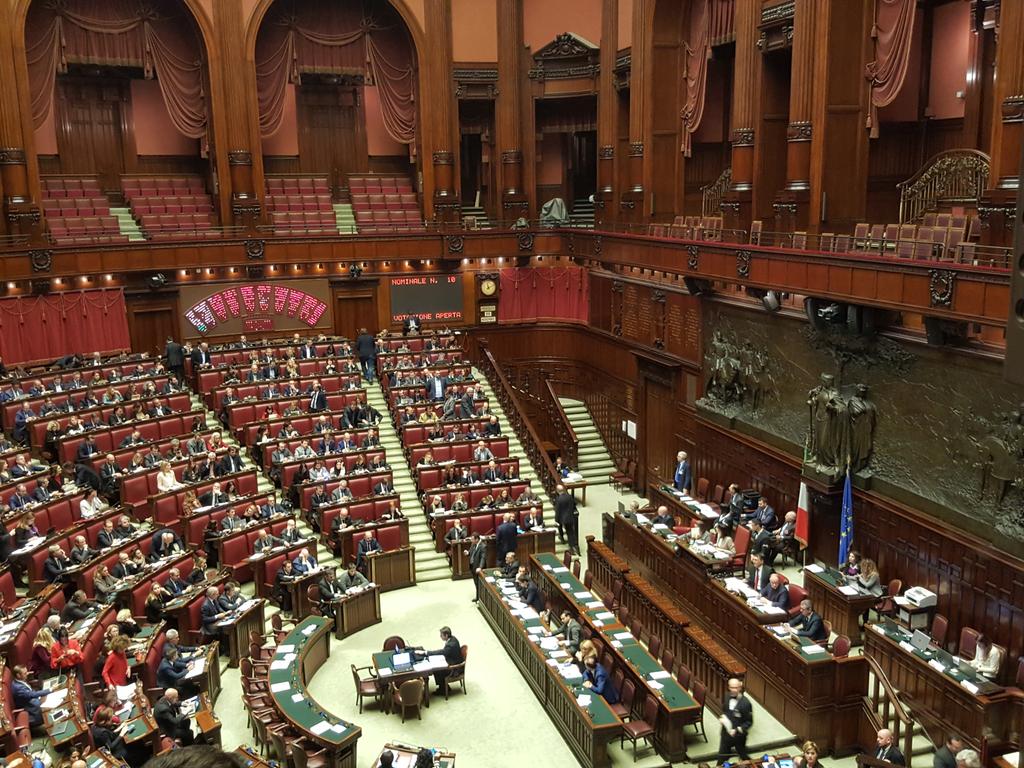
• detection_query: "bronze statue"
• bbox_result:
[807,373,839,467]
[847,384,877,472]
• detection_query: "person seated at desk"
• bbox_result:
[499,552,519,580]
[164,567,188,596]
[746,553,773,592]
[482,460,505,483]
[747,518,773,557]
[11,664,49,729]
[582,654,619,703]
[90,707,130,761]
[280,518,302,544]
[445,519,469,545]
[522,506,543,530]
[763,511,798,566]
[69,534,98,566]
[472,440,494,462]
[145,583,169,623]
[758,573,791,611]
[156,461,183,494]
[154,687,195,746]
[331,480,354,503]
[337,562,369,593]
[651,505,675,528]
[970,634,1004,680]
[873,728,906,766]
[788,599,828,643]
[218,582,244,612]
[201,482,230,508]
[259,494,287,519]
[94,565,120,601]
[114,513,137,540]
[743,497,777,529]
[51,626,84,671]
[110,551,136,580]
[849,557,882,596]
[43,545,71,582]
[292,548,318,575]
[712,524,736,555]
[428,626,463,694]
[187,554,208,585]
[253,529,282,553]
[356,531,381,571]
[153,530,185,560]
[516,573,546,613]
[116,607,141,637]
[794,740,825,768]
[61,590,100,622]
[549,609,583,656]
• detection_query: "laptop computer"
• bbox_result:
[617,501,626,515]
[910,630,931,652]
[391,651,413,672]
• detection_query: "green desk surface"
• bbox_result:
[270,616,358,744]
[486,574,620,727]
[122,716,150,742]
[597,627,697,710]
[869,620,1002,693]
[533,553,607,612]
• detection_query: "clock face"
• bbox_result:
[480,278,497,296]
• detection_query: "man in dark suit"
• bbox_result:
[190,342,211,368]
[373,478,394,496]
[874,729,906,766]
[745,553,774,592]
[43,545,70,582]
[673,450,692,493]
[217,448,244,476]
[11,665,49,728]
[788,599,828,642]
[164,338,185,385]
[200,586,226,640]
[403,316,421,335]
[425,372,448,402]
[744,496,777,530]
[554,485,580,555]
[356,531,382,571]
[717,678,753,762]
[77,435,99,462]
[495,512,518,562]
[932,735,963,768]
[482,460,505,483]
[468,534,487,602]
[428,626,463,693]
[199,482,228,507]
[763,510,798,566]
[759,573,790,611]
[164,568,189,596]
[355,328,376,382]
[551,610,582,655]
[747,519,772,556]
[307,382,327,413]
[153,688,195,745]
[517,573,546,613]
[298,341,318,360]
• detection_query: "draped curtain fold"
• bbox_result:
[255,0,416,144]
[680,0,711,157]
[0,289,130,365]
[25,0,207,138]
[497,268,589,324]
[865,0,917,138]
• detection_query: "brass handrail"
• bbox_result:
[897,149,990,224]
[700,167,732,219]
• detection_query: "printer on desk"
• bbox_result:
[895,586,937,630]
[904,587,937,608]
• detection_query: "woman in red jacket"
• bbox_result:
[101,636,130,688]
[50,627,84,671]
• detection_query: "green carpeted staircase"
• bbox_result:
[111,206,145,241]
[334,202,357,235]
[559,397,616,486]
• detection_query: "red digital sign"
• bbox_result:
[184,284,329,336]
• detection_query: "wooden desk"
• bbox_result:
[366,547,416,591]
[477,574,622,768]
[249,540,316,600]
[583,537,629,597]
[604,513,868,755]
[531,552,701,763]
[267,616,360,768]
[371,649,436,710]
[864,620,1024,758]
[218,598,266,668]
[372,743,455,767]
[333,584,382,638]
[804,568,877,645]
[284,570,322,620]
[190,692,223,747]
[448,529,556,578]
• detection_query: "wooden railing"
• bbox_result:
[897,149,990,224]
[701,167,732,218]
[475,341,561,498]
[551,381,638,481]
[862,653,917,767]
[544,379,578,469]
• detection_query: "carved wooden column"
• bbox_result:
[427,0,460,224]
[595,0,619,226]
[496,0,527,220]
[212,0,262,231]
[621,0,653,222]
[722,0,758,234]
[0,3,43,242]
[772,0,815,233]
[979,1,1024,246]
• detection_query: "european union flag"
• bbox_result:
[838,467,854,565]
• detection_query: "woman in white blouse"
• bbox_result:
[156,461,183,493]
[970,635,1004,680]
[79,489,108,518]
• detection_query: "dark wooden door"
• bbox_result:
[126,301,178,355]
[570,129,597,202]
[334,292,376,340]
[56,77,128,192]
[297,84,367,194]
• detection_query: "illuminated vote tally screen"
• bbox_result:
[390,275,464,323]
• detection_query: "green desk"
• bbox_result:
[533,552,701,762]
[477,572,621,768]
[268,616,360,768]
[804,567,877,644]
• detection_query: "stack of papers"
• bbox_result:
[309,721,333,736]
[802,644,827,655]
[301,623,317,636]
[649,670,672,680]
[184,658,207,678]
[804,564,824,573]
[42,689,69,709]
[116,683,137,700]
[838,585,859,596]
[576,694,592,707]
[269,682,290,693]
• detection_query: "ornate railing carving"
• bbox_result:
[898,149,990,224]
[701,167,732,218]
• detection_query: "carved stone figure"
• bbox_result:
[807,373,839,467]
[847,384,877,472]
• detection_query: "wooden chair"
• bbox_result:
[695,477,710,501]
[1015,656,1024,687]
[676,664,692,692]
[390,678,425,722]
[611,579,623,606]
[629,617,643,643]
[351,664,381,713]
[818,619,833,647]
[959,627,980,660]
[583,570,593,589]
[620,694,658,761]
[648,635,662,661]
[931,613,949,650]
[306,583,322,616]
[571,559,581,579]
[873,578,903,618]
[382,635,406,652]
[291,742,329,768]
[610,459,635,491]
[562,550,572,568]
[786,584,808,618]
[617,604,630,628]
[832,635,852,658]
[712,484,725,504]
[690,679,708,741]
[609,672,631,720]
[661,648,675,674]
[444,645,468,699]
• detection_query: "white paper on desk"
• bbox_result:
[838,585,859,596]
[652,523,669,530]
[870,623,885,635]
[928,659,946,673]
[518,608,539,620]
[893,595,910,606]
[573,591,591,599]
[899,640,917,653]
[961,680,980,695]
[270,682,290,693]
[592,620,604,627]
[185,658,207,678]
[116,684,136,700]
[758,606,787,616]
[427,655,448,669]
[309,721,332,736]
[539,637,560,650]
[542,564,552,571]
[269,660,289,670]
[331,723,346,734]
[291,693,305,703]
[413,660,433,672]
[614,632,633,640]
[377,668,393,676]
[596,611,615,620]
[485,576,496,583]
[577,694,592,707]
[698,504,718,519]
[276,644,295,654]
[802,644,827,655]
[42,689,69,709]
[0,620,20,633]
[528,626,545,635]
[528,635,540,643]
[585,600,603,609]
[648,680,664,689]
[804,563,824,573]
[649,671,672,680]
[611,640,623,648]
[549,649,569,659]
[552,566,569,573]
[635,514,649,525]
[301,624,316,636]
[545,658,560,667]
[559,583,572,590]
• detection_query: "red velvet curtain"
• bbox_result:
[497,267,589,324]
[25,0,208,138]
[0,289,130,365]
[255,0,416,143]
[865,0,917,138]
[680,0,711,157]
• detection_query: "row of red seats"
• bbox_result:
[42,197,111,216]
[266,176,330,194]
[351,193,418,211]
[355,209,421,225]
[123,177,205,199]
[270,211,338,233]
[358,224,428,234]
[265,194,333,213]
[48,215,120,235]
[42,177,102,198]
[139,213,214,232]
[130,196,214,215]
[349,175,413,194]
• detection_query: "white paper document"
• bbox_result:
[270,682,290,693]
[270,660,289,670]
[804,564,824,573]
[309,721,332,736]
[838,586,859,596]
[573,591,591,599]
[649,671,672,680]
[802,644,827,655]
